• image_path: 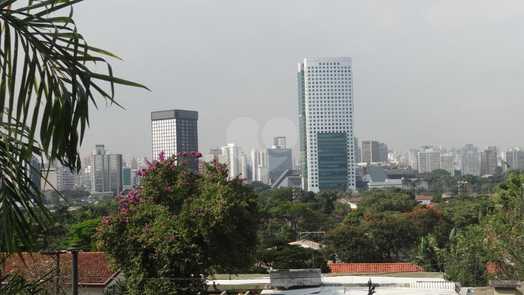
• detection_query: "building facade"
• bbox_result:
[480,146,498,176]
[461,144,481,176]
[361,140,388,163]
[417,147,441,173]
[151,109,199,170]
[298,57,356,192]
[267,147,293,184]
[504,148,524,171]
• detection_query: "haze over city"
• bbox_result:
[75,0,524,158]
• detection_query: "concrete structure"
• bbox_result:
[151,109,198,170]
[210,273,459,295]
[461,144,481,176]
[89,145,123,195]
[297,57,356,192]
[91,145,106,193]
[440,153,456,176]
[250,149,261,182]
[504,148,524,171]
[481,146,498,176]
[417,147,441,173]
[269,269,322,290]
[105,154,123,195]
[56,164,75,191]
[361,140,388,163]
[221,143,246,179]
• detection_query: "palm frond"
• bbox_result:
[0,0,147,253]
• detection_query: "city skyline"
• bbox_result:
[75,0,524,158]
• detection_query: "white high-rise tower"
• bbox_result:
[298,57,356,192]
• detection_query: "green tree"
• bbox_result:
[484,172,524,280]
[0,0,145,253]
[65,218,100,250]
[442,225,488,286]
[97,156,259,294]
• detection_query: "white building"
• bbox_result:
[461,144,481,176]
[298,57,356,192]
[221,143,242,179]
[417,147,441,173]
[440,153,456,175]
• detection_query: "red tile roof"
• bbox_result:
[416,195,433,201]
[329,263,423,273]
[2,252,118,287]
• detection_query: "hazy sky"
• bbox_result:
[75,0,524,158]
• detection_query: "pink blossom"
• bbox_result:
[159,151,166,161]
[102,216,111,225]
[120,207,129,215]
[164,185,173,193]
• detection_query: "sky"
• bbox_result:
[75,0,524,158]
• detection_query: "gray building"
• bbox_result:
[267,147,293,184]
[56,164,75,191]
[106,154,123,195]
[90,145,123,195]
[361,140,388,163]
[91,145,106,193]
[480,146,498,176]
[417,147,441,173]
[297,57,356,192]
[151,109,198,171]
[504,148,524,171]
[461,144,481,176]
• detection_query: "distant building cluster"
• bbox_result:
[36,56,524,199]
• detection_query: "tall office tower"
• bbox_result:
[440,153,456,176]
[273,136,287,149]
[151,109,199,170]
[461,144,481,176]
[361,140,388,163]
[221,143,242,179]
[29,157,41,193]
[354,137,361,163]
[105,154,123,195]
[504,148,524,171]
[257,150,269,184]
[480,146,498,176]
[122,167,132,190]
[267,146,293,184]
[378,143,388,163]
[250,149,260,182]
[56,164,75,191]
[298,57,356,192]
[361,141,377,163]
[417,147,441,173]
[240,152,250,181]
[408,149,419,170]
[91,145,106,193]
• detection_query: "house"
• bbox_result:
[2,252,119,295]
[416,194,433,206]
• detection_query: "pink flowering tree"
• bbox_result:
[97,152,258,294]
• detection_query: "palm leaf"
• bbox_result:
[0,0,147,253]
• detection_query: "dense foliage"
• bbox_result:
[97,155,259,294]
